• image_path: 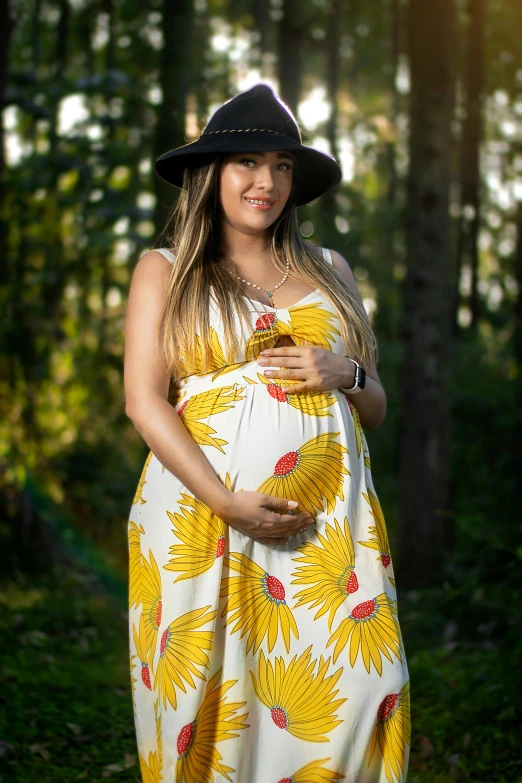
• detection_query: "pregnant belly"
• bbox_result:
[177,370,356,519]
[232,384,351,515]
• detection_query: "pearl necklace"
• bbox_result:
[232,253,291,307]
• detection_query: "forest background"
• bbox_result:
[1,0,521,781]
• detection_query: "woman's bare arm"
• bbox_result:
[124,250,232,516]
[123,250,314,543]
[330,249,387,430]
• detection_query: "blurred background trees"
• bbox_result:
[1,0,521,780]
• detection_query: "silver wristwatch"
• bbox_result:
[339,358,366,395]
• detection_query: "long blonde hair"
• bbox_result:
[156,153,377,384]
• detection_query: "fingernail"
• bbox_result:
[288,500,298,508]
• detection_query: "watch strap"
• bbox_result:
[339,358,364,394]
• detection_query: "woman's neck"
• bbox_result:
[220,226,273,269]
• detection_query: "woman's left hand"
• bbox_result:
[256,345,354,394]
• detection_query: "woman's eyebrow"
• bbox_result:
[247,151,295,162]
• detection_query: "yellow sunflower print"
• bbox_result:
[368,680,411,783]
[220,552,298,654]
[133,450,153,505]
[276,757,344,782]
[154,605,216,710]
[256,432,350,516]
[242,372,337,417]
[244,310,282,361]
[133,612,153,691]
[163,480,230,582]
[392,599,406,659]
[291,515,359,631]
[128,246,411,781]
[176,385,246,453]
[281,301,343,351]
[250,646,346,742]
[129,520,145,610]
[179,325,244,378]
[130,648,138,715]
[139,698,163,783]
[358,488,392,573]
[176,668,249,783]
[140,549,162,669]
[344,397,364,457]
[327,593,403,676]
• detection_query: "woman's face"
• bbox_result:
[218,150,294,237]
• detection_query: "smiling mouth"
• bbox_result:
[244,197,276,208]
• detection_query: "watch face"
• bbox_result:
[357,367,367,389]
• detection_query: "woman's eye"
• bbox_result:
[239,158,293,171]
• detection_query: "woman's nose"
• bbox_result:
[254,164,275,189]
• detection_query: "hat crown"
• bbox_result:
[202,84,302,143]
[154,82,342,206]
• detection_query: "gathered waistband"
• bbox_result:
[176,358,292,406]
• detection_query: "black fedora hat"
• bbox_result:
[155,83,342,207]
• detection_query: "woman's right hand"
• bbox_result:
[218,490,316,545]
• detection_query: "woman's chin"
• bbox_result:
[241,210,279,231]
[243,218,275,234]
[234,215,280,234]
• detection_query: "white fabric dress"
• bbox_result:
[128,246,411,783]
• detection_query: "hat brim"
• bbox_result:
[155,132,342,207]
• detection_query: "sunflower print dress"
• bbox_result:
[128,246,411,783]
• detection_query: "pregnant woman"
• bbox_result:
[125,83,410,783]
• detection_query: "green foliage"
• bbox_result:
[2,0,521,779]
[0,566,139,783]
[361,326,522,781]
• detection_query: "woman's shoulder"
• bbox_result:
[313,245,354,274]
[311,245,362,302]
[322,248,364,308]
[305,244,333,265]
[139,247,176,264]
[130,249,176,292]
[320,246,333,265]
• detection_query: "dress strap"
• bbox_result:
[322,247,333,265]
[153,247,176,264]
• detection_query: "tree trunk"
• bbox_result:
[396,0,457,587]
[277,0,303,115]
[253,0,270,56]
[452,0,486,336]
[154,0,194,237]
[326,0,341,165]
[373,0,404,339]
[514,201,522,407]
[41,0,70,326]
[0,0,17,283]
[193,4,210,133]
[317,0,343,239]
[387,0,401,209]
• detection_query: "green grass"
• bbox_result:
[0,563,139,783]
[402,583,522,783]
[0,559,520,782]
